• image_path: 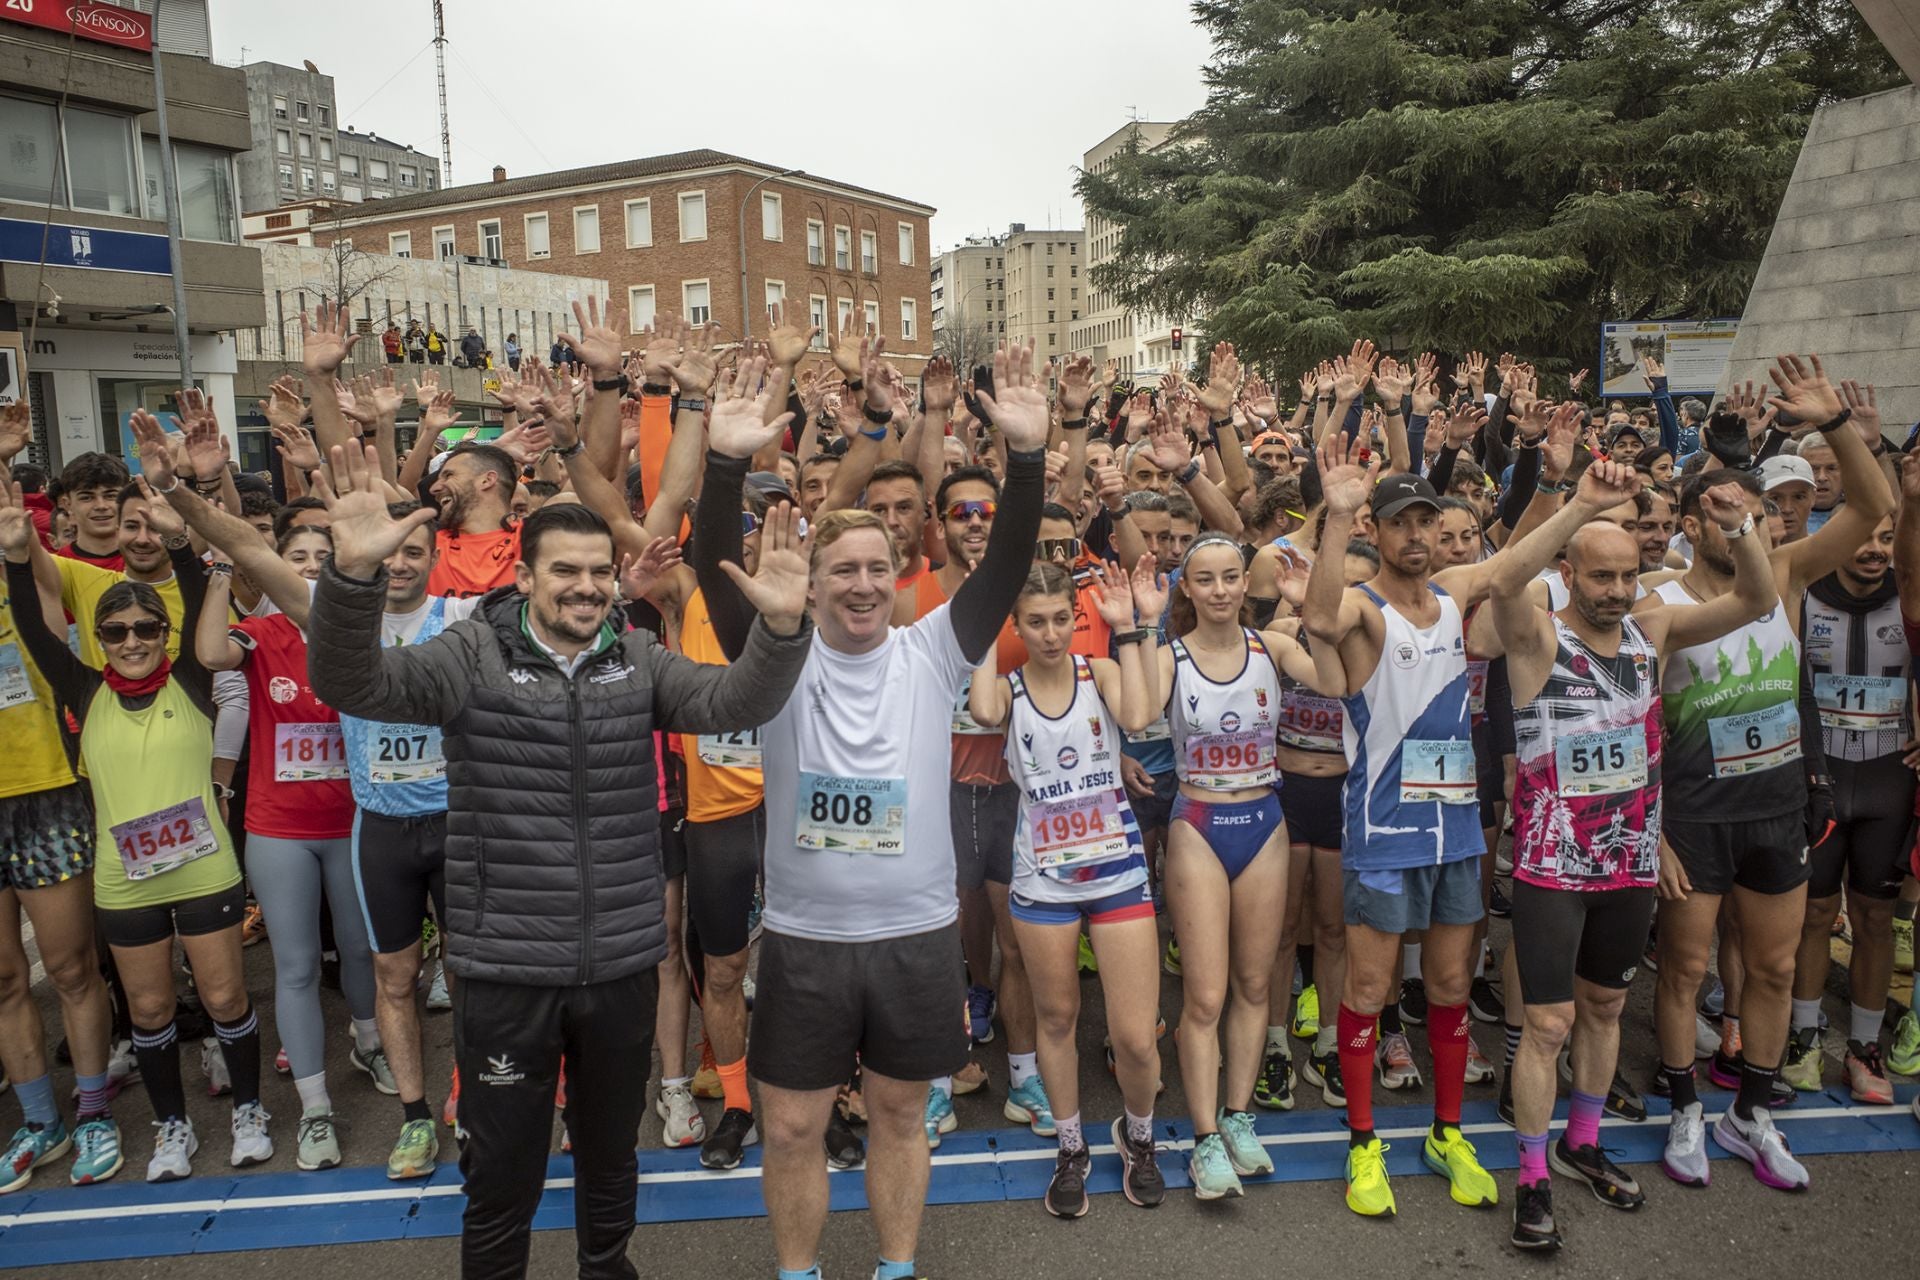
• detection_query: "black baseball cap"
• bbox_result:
[1370,473,1442,519]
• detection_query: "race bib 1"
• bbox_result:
[370,725,446,784]
[1707,700,1801,778]
[274,721,348,782]
[1183,729,1277,789]
[1277,693,1342,752]
[111,796,220,881]
[795,772,907,854]
[1814,673,1906,733]
[696,728,762,769]
[1030,790,1131,873]
[1400,739,1478,804]
[1554,724,1649,797]
[0,642,35,709]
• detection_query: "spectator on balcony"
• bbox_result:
[426,327,446,365]
[382,323,403,364]
[459,327,485,368]
[504,334,521,372]
[405,320,427,364]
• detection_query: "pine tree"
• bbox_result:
[1078,0,1902,378]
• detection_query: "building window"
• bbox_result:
[434,226,455,260]
[624,198,652,247]
[320,171,336,195]
[297,132,312,158]
[273,95,288,120]
[899,299,916,341]
[319,137,334,163]
[275,128,291,155]
[1048,311,1055,322]
[300,165,315,193]
[139,137,242,241]
[627,285,656,332]
[683,280,711,326]
[809,295,829,348]
[341,182,361,201]
[1070,265,1078,277]
[678,191,707,242]
[1047,288,1054,301]
[806,219,824,266]
[318,104,331,127]
[398,165,418,188]
[1046,264,1054,277]
[761,192,782,241]
[340,153,360,177]
[278,163,294,190]
[479,219,502,259]
[764,279,785,322]
[834,225,850,270]
[368,158,389,182]
[574,205,600,254]
[295,100,310,123]
[860,230,877,274]
[390,231,412,258]
[525,213,550,258]
[863,300,880,336]
[61,106,138,215]
[897,222,913,266]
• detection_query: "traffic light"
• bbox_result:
[1171,326,1183,352]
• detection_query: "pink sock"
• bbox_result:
[1566,1089,1604,1151]
[1516,1131,1549,1186]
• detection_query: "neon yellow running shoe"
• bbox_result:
[1077,932,1098,974]
[1422,1124,1497,1207]
[1292,983,1320,1042]
[1162,938,1181,977]
[1345,1138,1395,1217]
[1894,916,1914,974]
[1888,1009,1920,1077]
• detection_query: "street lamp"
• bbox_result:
[739,167,802,342]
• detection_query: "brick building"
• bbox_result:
[312,151,935,376]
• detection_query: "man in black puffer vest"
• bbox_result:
[307,441,812,1280]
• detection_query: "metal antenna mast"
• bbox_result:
[432,0,451,185]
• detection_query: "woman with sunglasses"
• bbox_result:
[1122,532,1339,1199]
[1,475,267,1183]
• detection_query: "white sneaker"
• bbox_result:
[229,1101,273,1167]
[201,1037,232,1097]
[147,1118,197,1182]
[1464,1036,1496,1084]
[1662,1102,1710,1187]
[1713,1107,1809,1190]
[107,1038,140,1091]
[1695,1014,1722,1060]
[655,1082,706,1148]
[426,961,451,1011]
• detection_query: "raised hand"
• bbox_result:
[0,402,30,463]
[492,418,552,465]
[311,443,437,577]
[1373,356,1412,404]
[127,409,178,490]
[300,298,361,376]
[766,301,819,369]
[1448,403,1487,450]
[1245,373,1278,421]
[1143,411,1192,475]
[664,318,719,396]
[618,536,684,603]
[272,422,321,473]
[0,476,31,558]
[831,309,868,380]
[1568,366,1590,396]
[1458,350,1487,394]
[1899,452,1920,504]
[421,388,458,435]
[178,398,230,481]
[365,367,404,421]
[1196,341,1242,417]
[860,337,894,415]
[1093,460,1127,513]
[408,368,440,406]
[1274,545,1313,610]
[717,502,809,634]
[1314,428,1380,518]
[974,341,1050,451]
[1698,481,1753,533]
[1574,457,1642,510]
[1640,352,1666,383]
[1541,404,1581,482]
[1840,379,1882,446]
[640,317,681,384]
[1086,559,1138,630]
[1766,353,1844,425]
[1059,354,1096,417]
[1128,553,1169,621]
[708,354,794,458]
[558,296,624,378]
[1411,352,1440,415]
[921,355,958,413]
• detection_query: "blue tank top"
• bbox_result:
[341,597,450,817]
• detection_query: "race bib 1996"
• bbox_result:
[1183,730,1276,789]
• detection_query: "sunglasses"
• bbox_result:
[944,499,997,523]
[97,619,170,644]
[741,512,762,535]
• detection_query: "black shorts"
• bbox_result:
[0,781,94,891]
[950,782,1017,890]
[748,923,969,1090]
[352,809,448,954]
[1127,769,1179,835]
[1665,811,1810,897]
[97,883,248,949]
[1812,754,1917,901]
[1510,881,1655,1005]
[685,804,764,957]
[1280,769,1344,850]
[660,805,688,880]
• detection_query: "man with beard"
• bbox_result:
[1630,488,1679,575]
[1781,512,1909,1105]
[868,461,934,625]
[426,443,520,598]
[1490,464,1774,1252]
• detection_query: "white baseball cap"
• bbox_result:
[1756,455,1815,493]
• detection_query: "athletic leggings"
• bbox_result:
[246,835,376,1079]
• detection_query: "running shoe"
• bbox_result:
[274,1046,290,1076]
[1661,1102,1709,1187]
[746,886,764,944]
[741,974,756,1012]
[1497,1071,1515,1127]
[1511,1180,1562,1252]
[1701,979,1726,1020]
[1422,1124,1497,1207]
[1488,881,1512,919]
[1254,1043,1295,1110]
[295,1109,342,1171]
[106,1038,139,1095]
[1188,1132,1243,1200]
[1377,1032,1422,1090]
[1712,1107,1808,1190]
[1005,1076,1057,1137]
[1469,976,1505,1025]
[147,1118,197,1183]
[691,1040,722,1099]
[1291,983,1320,1042]
[352,1044,399,1096]
[1604,1072,1647,1122]
[1464,1036,1495,1085]
[3,1121,72,1194]
[1706,1048,1743,1091]
[699,1107,757,1170]
[1302,1048,1346,1107]
[967,984,997,1045]
[426,961,451,1011]
[655,1082,706,1147]
[1889,1009,1920,1076]
[1111,1117,1164,1208]
[420,915,439,955]
[1695,1013,1722,1060]
[386,1118,438,1180]
[443,1065,462,1129]
[69,1116,123,1185]
[230,1101,273,1167]
[1344,1138,1394,1216]
[1400,978,1428,1025]
[1103,1035,1167,1094]
[1551,1137,1644,1208]
[1043,1146,1090,1218]
[825,1106,864,1170]
[924,1087,956,1148]
[1219,1108,1272,1177]
[1894,915,1914,973]
[241,901,268,947]
[201,1036,231,1097]
[1076,933,1098,975]
[1845,1041,1894,1105]
[1781,1026,1824,1092]
[1496,847,1514,876]
[952,1061,988,1095]
[1162,938,1181,976]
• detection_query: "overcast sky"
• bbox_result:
[206,0,1214,250]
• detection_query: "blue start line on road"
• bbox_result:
[1,1087,1914,1269]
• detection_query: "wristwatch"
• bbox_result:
[1721,512,1756,540]
[1813,408,1853,435]
[592,373,629,393]
[1178,458,1203,486]
[555,438,587,460]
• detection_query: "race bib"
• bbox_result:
[1183,729,1277,789]
[0,643,35,709]
[111,796,220,881]
[795,772,906,854]
[1400,739,1478,804]
[1277,692,1342,752]
[1467,660,1489,718]
[1030,790,1131,873]
[1814,673,1906,732]
[1707,701,1801,778]
[370,725,445,784]
[1124,714,1171,745]
[1554,724,1649,797]
[952,678,1000,736]
[274,721,348,782]
[696,728,762,769]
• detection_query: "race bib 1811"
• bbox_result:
[274,722,348,782]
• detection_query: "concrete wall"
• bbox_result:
[1724,84,1920,430]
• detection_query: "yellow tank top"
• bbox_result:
[679,588,765,823]
[0,584,77,798]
